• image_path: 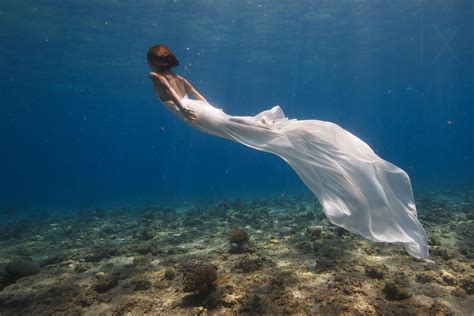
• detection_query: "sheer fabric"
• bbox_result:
[162,95,429,259]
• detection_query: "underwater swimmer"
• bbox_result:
[147,44,270,129]
[146,44,429,260]
[147,44,206,121]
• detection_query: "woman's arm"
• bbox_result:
[149,72,197,120]
[179,76,208,103]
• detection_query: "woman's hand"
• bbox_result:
[182,108,198,120]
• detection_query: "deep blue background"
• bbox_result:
[1,0,473,212]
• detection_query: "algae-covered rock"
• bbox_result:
[429,301,454,315]
[137,228,155,241]
[305,225,323,239]
[233,254,269,273]
[382,282,411,300]
[40,254,66,267]
[440,270,457,286]
[132,243,162,256]
[5,259,40,278]
[432,248,460,260]
[460,275,474,295]
[95,274,119,293]
[131,277,151,291]
[84,246,119,262]
[415,272,437,283]
[364,265,385,279]
[1,258,40,289]
[164,269,176,280]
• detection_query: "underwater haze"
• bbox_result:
[1,0,472,211]
[1,1,474,315]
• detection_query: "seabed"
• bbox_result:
[0,190,473,315]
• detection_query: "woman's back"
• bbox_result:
[150,71,187,101]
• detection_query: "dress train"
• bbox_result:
[161,95,429,260]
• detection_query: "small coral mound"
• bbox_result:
[183,264,218,294]
[228,228,249,246]
[228,228,251,254]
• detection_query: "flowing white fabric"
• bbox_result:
[162,95,429,259]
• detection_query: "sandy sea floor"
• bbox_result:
[0,190,473,315]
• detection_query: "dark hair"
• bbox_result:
[147,44,179,70]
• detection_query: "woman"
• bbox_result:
[147,44,429,260]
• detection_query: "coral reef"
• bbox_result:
[0,190,472,314]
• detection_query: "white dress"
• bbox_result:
[162,95,429,260]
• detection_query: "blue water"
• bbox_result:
[1,0,473,212]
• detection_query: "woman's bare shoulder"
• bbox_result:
[148,72,169,87]
[149,71,162,79]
